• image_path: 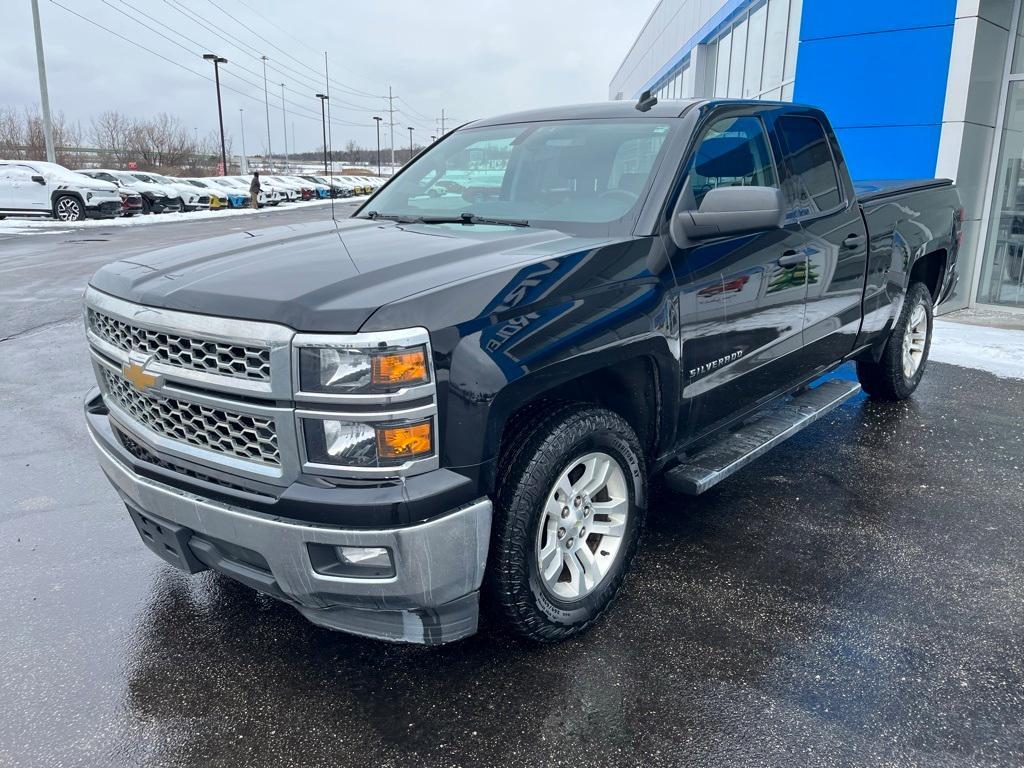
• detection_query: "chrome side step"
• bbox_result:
[664,378,862,496]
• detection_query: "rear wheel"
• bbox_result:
[53,195,84,222]
[488,403,646,642]
[856,281,934,400]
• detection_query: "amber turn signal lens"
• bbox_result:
[371,348,428,387]
[376,420,433,460]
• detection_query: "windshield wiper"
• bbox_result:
[361,211,418,223]
[416,212,530,227]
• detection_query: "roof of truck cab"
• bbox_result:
[469,99,703,127]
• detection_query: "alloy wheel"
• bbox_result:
[56,197,82,221]
[902,302,928,379]
[535,451,629,601]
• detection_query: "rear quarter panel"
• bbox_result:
[856,185,960,350]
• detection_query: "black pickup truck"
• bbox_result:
[83,99,962,644]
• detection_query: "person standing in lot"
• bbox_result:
[249,172,261,209]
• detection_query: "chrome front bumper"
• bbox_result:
[87,417,492,645]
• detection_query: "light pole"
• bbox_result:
[30,0,55,162]
[238,108,247,174]
[373,116,382,176]
[280,83,288,172]
[202,54,228,175]
[316,93,329,174]
[408,126,414,162]
[430,135,436,143]
[261,55,272,168]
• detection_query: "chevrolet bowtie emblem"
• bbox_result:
[123,352,163,391]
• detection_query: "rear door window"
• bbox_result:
[775,115,843,220]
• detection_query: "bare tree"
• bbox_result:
[0,107,23,158]
[127,112,195,169]
[89,110,133,167]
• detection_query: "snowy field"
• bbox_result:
[0,196,367,235]
[932,319,1024,380]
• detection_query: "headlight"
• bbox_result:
[302,416,434,467]
[298,344,429,395]
[294,329,437,476]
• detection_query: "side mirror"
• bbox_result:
[673,186,784,244]
[31,174,46,184]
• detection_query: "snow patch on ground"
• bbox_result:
[932,319,1024,380]
[0,196,368,234]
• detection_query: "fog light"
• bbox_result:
[306,543,395,578]
[338,545,390,567]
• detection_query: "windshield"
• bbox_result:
[360,119,675,234]
[133,174,156,183]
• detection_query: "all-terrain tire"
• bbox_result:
[487,402,646,642]
[856,281,934,400]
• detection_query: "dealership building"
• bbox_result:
[610,0,1024,313]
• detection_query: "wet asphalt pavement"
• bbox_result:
[2,207,1023,767]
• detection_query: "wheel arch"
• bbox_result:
[909,248,947,305]
[476,340,678,495]
[50,190,85,220]
[50,189,84,208]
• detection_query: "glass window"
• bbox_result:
[682,62,694,98]
[763,0,788,93]
[703,42,719,97]
[715,31,732,97]
[683,116,779,209]
[776,115,843,219]
[979,81,1024,307]
[361,120,675,235]
[728,17,748,97]
[1013,7,1024,73]
[784,0,803,82]
[745,2,768,97]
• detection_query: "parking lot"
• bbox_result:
[1,204,1023,767]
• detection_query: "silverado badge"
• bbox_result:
[123,352,163,392]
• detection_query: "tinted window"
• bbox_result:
[684,115,778,208]
[776,116,843,220]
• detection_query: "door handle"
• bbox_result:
[843,233,867,249]
[777,250,808,267]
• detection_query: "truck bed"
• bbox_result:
[854,178,954,204]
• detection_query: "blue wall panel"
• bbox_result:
[794,26,954,128]
[793,0,956,181]
[801,0,957,41]
[832,125,944,180]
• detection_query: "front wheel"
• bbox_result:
[53,195,84,222]
[857,281,934,400]
[488,403,646,642]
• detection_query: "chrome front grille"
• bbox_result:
[101,368,281,466]
[88,308,271,381]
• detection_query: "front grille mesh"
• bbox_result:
[113,425,255,493]
[101,368,280,466]
[88,309,271,381]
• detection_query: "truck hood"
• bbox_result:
[88,217,616,332]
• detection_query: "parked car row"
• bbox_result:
[0,158,383,222]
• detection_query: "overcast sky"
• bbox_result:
[2,0,656,155]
